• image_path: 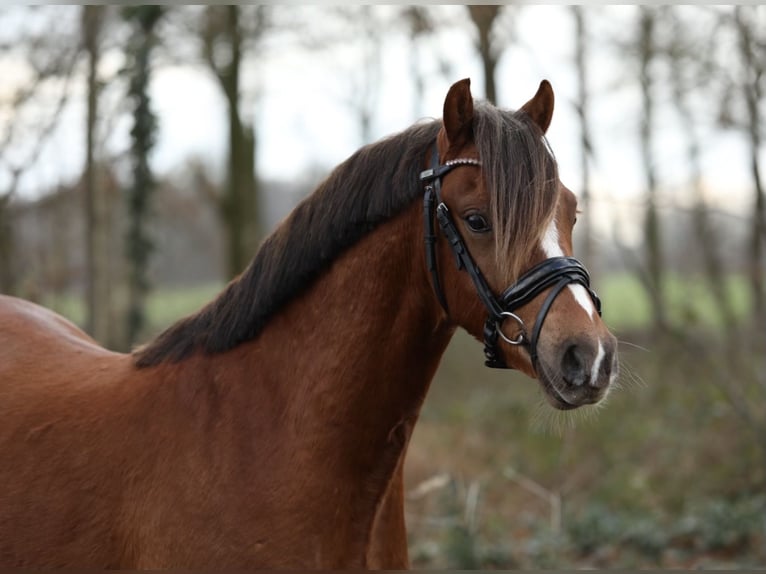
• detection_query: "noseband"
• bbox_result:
[420,145,602,369]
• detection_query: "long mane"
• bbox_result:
[134,105,558,367]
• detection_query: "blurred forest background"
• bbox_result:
[1,5,765,569]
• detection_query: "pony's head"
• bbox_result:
[427,78,617,409]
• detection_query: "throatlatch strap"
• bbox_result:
[423,185,448,313]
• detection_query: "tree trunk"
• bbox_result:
[668,10,736,332]
[0,195,15,295]
[404,7,430,120]
[734,6,766,328]
[468,5,501,104]
[124,6,163,347]
[638,7,668,333]
[82,5,110,343]
[205,5,259,279]
[223,5,256,278]
[572,6,596,276]
[356,6,381,145]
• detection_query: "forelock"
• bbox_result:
[473,102,560,281]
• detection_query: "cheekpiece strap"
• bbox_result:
[420,147,483,316]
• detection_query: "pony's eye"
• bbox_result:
[464,213,491,233]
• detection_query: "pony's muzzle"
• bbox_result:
[552,334,618,405]
[538,332,618,410]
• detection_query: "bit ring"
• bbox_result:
[496,311,527,345]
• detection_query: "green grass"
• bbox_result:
[42,283,224,336]
[144,283,224,332]
[598,272,751,330]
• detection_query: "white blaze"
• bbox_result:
[541,217,595,320]
[590,340,605,385]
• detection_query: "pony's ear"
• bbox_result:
[443,78,474,148]
[520,80,555,134]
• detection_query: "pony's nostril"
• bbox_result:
[561,344,587,387]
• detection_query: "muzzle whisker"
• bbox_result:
[615,357,647,391]
[530,399,574,436]
[616,337,651,354]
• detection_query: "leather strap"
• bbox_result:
[528,277,572,368]
[422,185,449,313]
[500,256,601,314]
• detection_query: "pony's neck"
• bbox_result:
[174,199,454,555]
[256,197,454,448]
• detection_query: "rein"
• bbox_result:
[419,145,602,369]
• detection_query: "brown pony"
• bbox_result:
[0,79,617,568]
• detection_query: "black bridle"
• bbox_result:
[420,145,602,369]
